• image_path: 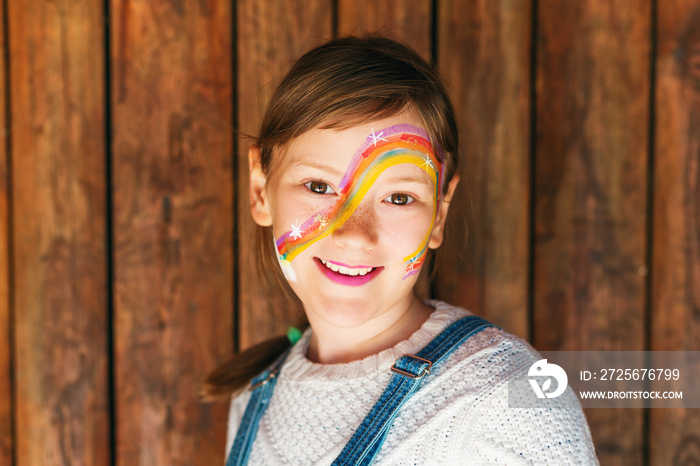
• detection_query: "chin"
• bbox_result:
[305,295,379,329]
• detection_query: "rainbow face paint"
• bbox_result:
[275,124,444,279]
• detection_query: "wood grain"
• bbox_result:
[1,2,693,464]
[337,0,432,60]
[650,0,700,464]
[436,0,531,339]
[8,1,109,464]
[535,1,651,464]
[0,0,11,462]
[111,1,234,463]
[237,0,332,350]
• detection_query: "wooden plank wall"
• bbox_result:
[535,1,651,464]
[651,1,700,464]
[9,2,109,465]
[436,0,531,338]
[0,1,698,465]
[0,2,10,464]
[111,1,234,464]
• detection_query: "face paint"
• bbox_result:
[273,231,297,282]
[277,255,297,282]
[275,124,444,278]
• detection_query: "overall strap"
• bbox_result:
[331,315,494,466]
[226,314,494,466]
[225,349,291,466]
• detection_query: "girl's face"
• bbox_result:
[250,111,458,330]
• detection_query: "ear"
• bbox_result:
[428,175,459,249]
[249,145,273,226]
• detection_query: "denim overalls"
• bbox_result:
[227,315,494,466]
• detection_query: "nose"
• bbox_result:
[331,204,378,251]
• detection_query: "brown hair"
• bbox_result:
[203,35,459,400]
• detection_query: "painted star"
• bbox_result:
[404,257,419,276]
[289,221,303,240]
[421,154,434,171]
[368,128,387,146]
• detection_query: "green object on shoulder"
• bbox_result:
[287,326,302,345]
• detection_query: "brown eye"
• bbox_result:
[386,193,414,205]
[305,180,335,194]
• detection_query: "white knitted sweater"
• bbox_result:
[226,301,598,465]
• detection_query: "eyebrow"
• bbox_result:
[290,158,435,185]
[288,159,345,178]
[382,174,435,186]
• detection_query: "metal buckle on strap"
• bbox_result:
[250,366,281,390]
[391,354,433,379]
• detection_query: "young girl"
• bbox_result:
[206,36,598,465]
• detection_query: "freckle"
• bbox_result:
[352,207,376,234]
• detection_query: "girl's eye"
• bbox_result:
[305,180,335,195]
[384,193,414,206]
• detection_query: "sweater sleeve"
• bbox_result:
[458,382,598,465]
[449,335,599,466]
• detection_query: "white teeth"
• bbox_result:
[320,259,373,276]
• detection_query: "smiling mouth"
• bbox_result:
[319,259,374,276]
[315,258,383,286]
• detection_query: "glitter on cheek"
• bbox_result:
[314,214,329,228]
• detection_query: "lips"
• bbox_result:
[314,258,383,286]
